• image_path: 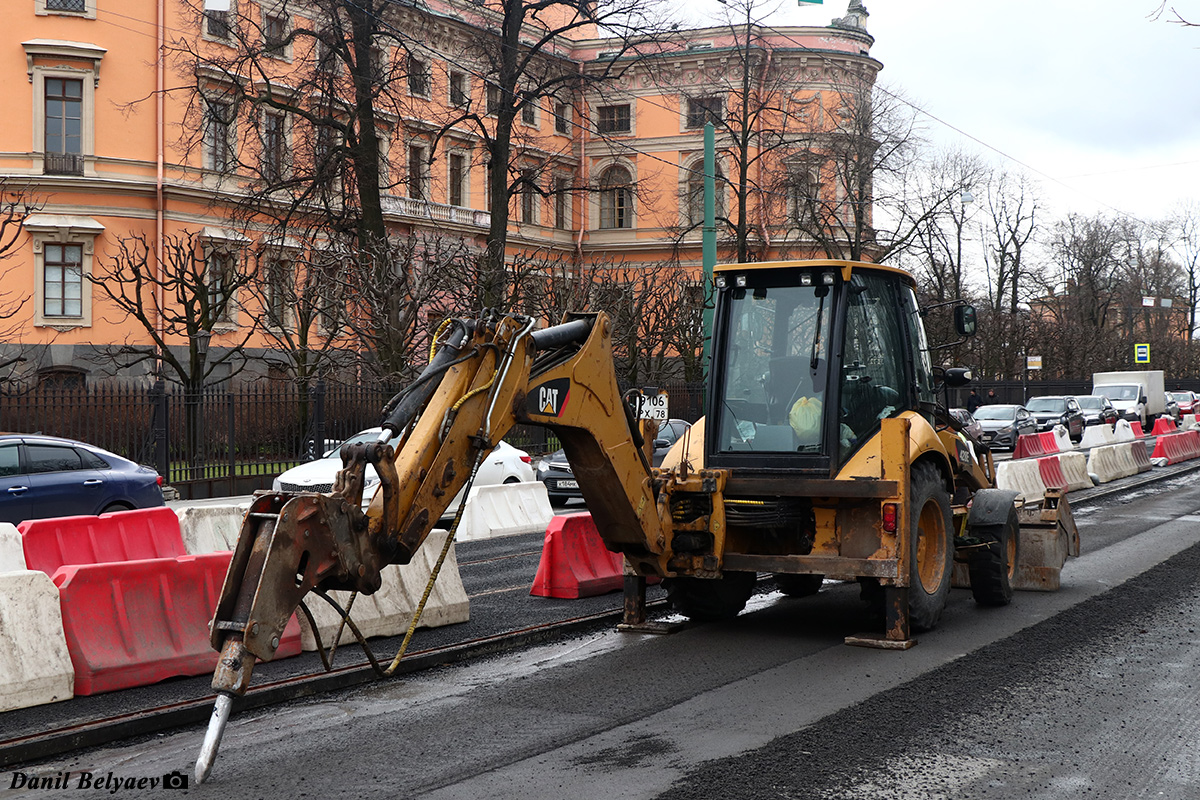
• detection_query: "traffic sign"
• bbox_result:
[1026,355,1042,371]
[1134,343,1151,364]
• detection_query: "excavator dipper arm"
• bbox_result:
[196,311,670,782]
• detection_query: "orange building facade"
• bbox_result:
[1,0,878,385]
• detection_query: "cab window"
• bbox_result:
[838,273,909,460]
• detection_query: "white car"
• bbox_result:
[272,428,534,516]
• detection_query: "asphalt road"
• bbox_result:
[13,469,1199,799]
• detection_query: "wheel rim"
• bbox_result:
[1005,530,1017,579]
[916,498,948,593]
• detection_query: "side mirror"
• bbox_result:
[654,438,670,449]
[943,367,973,388]
[954,305,977,337]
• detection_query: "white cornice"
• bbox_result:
[23,39,107,86]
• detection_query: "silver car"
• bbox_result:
[972,404,1038,451]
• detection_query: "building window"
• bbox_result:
[407,55,429,96]
[486,84,502,116]
[599,165,632,229]
[263,13,288,56]
[205,99,235,173]
[449,72,468,108]
[449,153,465,207]
[264,258,292,327]
[597,104,630,134]
[24,214,102,329]
[208,251,237,323]
[790,171,818,227]
[43,243,84,318]
[206,9,231,38]
[686,96,723,129]
[554,102,571,135]
[408,145,426,200]
[519,169,537,224]
[521,99,537,127]
[44,77,83,176]
[554,176,569,230]
[685,159,724,226]
[38,0,95,16]
[261,112,286,182]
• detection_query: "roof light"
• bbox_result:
[735,275,748,288]
[715,275,727,289]
[822,272,836,285]
[799,273,813,286]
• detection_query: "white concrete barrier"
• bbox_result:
[996,459,1047,503]
[1079,424,1115,449]
[0,570,74,712]
[1052,425,1075,452]
[296,529,469,651]
[175,502,251,554]
[1113,419,1136,442]
[1058,452,1093,491]
[0,523,25,572]
[456,482,554,542]
[1086,445,1124,484]
[1182,414,1199,431]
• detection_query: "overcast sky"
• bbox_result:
[684,1,1200,225]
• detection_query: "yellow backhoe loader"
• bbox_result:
[195,260,1078,781]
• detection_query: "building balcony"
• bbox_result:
[43,153,85,176]
[381,195,490,229]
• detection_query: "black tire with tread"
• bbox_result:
[967,505,1019,606]
[665,571,757,621]
[908,461,953,631]
[774,573,825,598]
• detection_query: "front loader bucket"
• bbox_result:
[1012,489,1080,592]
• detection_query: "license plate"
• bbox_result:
[981,433,993,441]
[558,479,578,489]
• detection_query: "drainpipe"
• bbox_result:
[155,0,166,377]
[573,64,587,267]
[756,44,773,258]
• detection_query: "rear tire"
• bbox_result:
[665,572,757,621]
[909,462,953,631]
[968,506,1019,607]
[774,573,824,597]
[100,502,132,515]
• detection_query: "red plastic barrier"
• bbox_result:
[1013,434,1048,460]
[1130,420,1146,438]
[1037,456,1069,492]
[532,513,628,599]
[1150,431,1200,465]
[1130,440,1154,471]
[54,552,301,695]
[20,507,185,577]
[1037,431,1060,454]
[1152,417,1177,436]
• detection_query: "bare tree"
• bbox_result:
[901,149,990,303]
[241,246,357,386]
[786,69,934,262]
[338,232,478,384]
[1169,199,1200,345]
[419,0,676,306]
[0,183,39,362]
[86,231,255,392]
[980,170,1040,315]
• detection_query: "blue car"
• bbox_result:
[0,434,165,525]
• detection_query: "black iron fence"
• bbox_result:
[0,379,709,500]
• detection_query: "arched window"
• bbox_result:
[685,160,724,227]
[599,165,633,229]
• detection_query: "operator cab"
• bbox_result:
[707,261,934,476]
